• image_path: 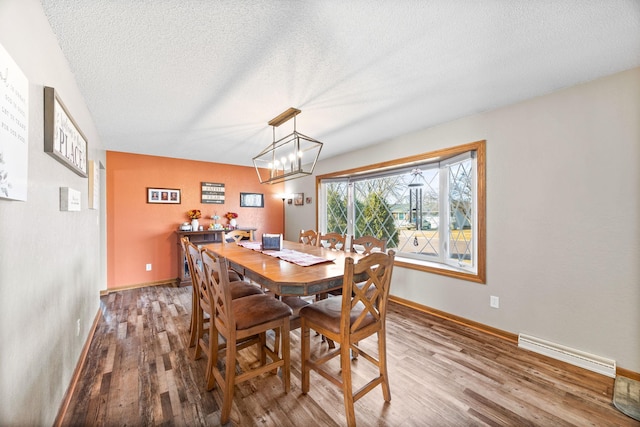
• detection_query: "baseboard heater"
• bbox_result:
[518,333,616,378]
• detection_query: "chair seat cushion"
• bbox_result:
[280,296,311,317]
[299,296,375,334]
[229,281,264,299]
[233,294,293,330]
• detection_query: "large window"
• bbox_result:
[318,140,485,283]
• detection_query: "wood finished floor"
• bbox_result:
[60,285,638,426]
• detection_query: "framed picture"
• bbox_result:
[240,192,264,208]
[294,193,304,206]
[147,187,181,204]
[305,196,312,204]
[44,86,88,177]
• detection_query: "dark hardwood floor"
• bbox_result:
[59,285,638,426]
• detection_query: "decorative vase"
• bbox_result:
[229,218,237,229]
[191,219,199,231]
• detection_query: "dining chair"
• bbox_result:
[316,231,347,251]
[185,242,262,351]
[201,250,292,424]
[350,235,387,255]
[317,232,347,298]
[225,229,253,243]
[300,250,396,427]
[299,229,318,246]
[181,237,201,348]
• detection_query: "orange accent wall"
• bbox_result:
[106,151,283,290]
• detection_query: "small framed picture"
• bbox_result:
[240,192,264,208]
[294,193,304,206]
[147,187,181,204]
[305,196,312,204]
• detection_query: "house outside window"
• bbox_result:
[317,140,485,283]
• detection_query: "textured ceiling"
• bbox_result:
[40,1,640,167]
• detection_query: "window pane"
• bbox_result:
[325,181,348,234]
[448,158,474,267]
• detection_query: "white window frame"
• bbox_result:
[316,140,485,284]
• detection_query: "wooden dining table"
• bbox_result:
[204,240,365,297]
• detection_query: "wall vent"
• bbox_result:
[518,333,616,378]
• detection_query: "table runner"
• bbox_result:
[237,241,334,267]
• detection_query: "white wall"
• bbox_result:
[286,67,640,373]
[0,0,106,424]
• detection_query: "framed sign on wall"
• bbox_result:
[201,181,225,204]
[240,192,264,208]
[44,86,88,177]
[0,42,29,201]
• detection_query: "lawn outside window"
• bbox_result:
[317,140,485,284]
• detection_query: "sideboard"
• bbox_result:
[176,228,256,285]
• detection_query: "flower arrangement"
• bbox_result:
[187,209,202,220]
[225,212,238,220]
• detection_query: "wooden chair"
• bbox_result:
[317,231,347,251]
[300,250,396,427]
[350,235,386,255]
[225,229,253,243]
[299,229,318,246]
[317,232,347,298]
[185,242,262,352]
[182,237,201,348]
[201,250,292,424]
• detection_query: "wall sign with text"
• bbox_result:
[0,42,29,201]
[44,86,88,177]
[201,182,225,204]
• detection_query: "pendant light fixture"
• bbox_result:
[253,108,323,184]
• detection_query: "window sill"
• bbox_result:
[394,255,485,284]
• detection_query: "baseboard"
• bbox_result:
[389,295,518,344]
[99,278,179,296]
[53,308,103,427]
[389,295,639,379]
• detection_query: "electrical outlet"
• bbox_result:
[76,318,81,336]
[146,263,152,271]
[490,296,500,309]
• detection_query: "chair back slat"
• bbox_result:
[201,250,234,334]
[225,229,252,243]
[350,235,386,255]
[317,232,347,251]
[187,242,211,313]
[341,251,395,335]
[299,229,318,246]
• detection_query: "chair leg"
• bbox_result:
[205,325,217,391]
[220,338,237,424]
[192,308,204,360]
[258,332,267,366]
[301,324,310,394]
[273,328,281,356]
[281,320,291,393]
[341,342,356,427]
[378,330,391,402]
[189,288,198,348]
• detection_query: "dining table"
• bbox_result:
[204,240,365,297]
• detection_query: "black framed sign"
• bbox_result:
[44,86,88,177]
[240,192,264,208]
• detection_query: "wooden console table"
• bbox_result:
[176,228,256,285]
